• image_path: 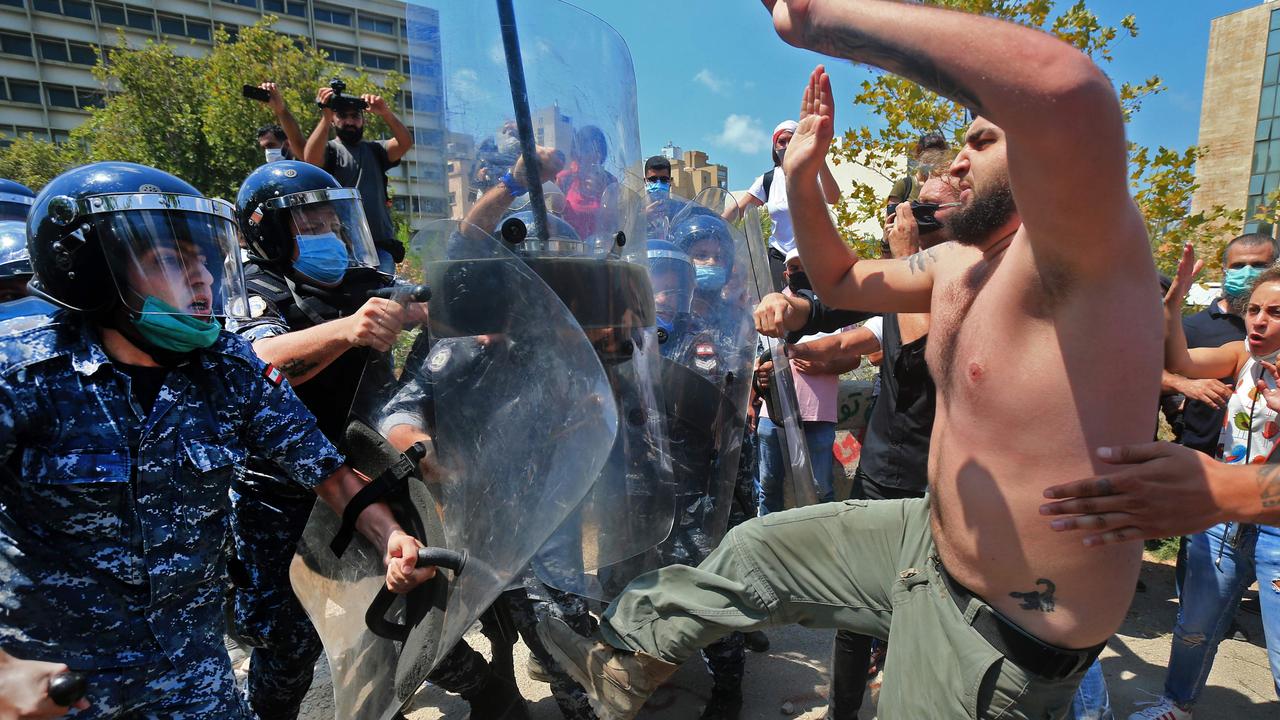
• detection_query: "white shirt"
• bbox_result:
[748,166,793,254]
[861,316,884,345]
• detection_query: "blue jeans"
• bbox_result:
[1164,522,1280,705]
[377,249,396,274]
[756,417,836,514]
[1071,659,1112,719]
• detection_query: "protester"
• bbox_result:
[303,82,413,273]
[756,248,858,512]
[555,126,618,241]
[250,83,305,164]
[722,117,841,291]
[1106,243,1280,719]
[886,132,949,207]
[537,1,1161,716]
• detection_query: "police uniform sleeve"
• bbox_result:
[234,340,345,490]
[0,375,22,465]
[223,293,289,342]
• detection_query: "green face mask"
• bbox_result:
[129,296,221,353]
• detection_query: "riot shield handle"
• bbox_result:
[48,671,87,707]
[369,284,432,303]
[364,548,466,642]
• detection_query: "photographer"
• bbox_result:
[248,83,305,165]
[303,80,413,273]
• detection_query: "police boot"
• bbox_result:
[699,684,743,720]
[537,617,678,720]
[462,667,531,720]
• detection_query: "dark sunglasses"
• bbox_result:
[646,176,671,184]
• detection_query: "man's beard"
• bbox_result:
[945,179,1016,246]
[337,125,364,145]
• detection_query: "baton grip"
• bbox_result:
[48,671,87,707]
[368,284,431,302]
[364,548,466,642]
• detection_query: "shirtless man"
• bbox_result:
[537,3,1160,718]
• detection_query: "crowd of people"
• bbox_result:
[0,2,1279,720]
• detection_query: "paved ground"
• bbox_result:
[290,556,1276,719]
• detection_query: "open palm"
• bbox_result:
[1165,242,1203,305]
[782,66,835,181]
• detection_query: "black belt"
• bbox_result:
[937,561,1104,681]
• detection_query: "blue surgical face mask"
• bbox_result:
[646,181,670,198]
[293,233,349,286]
[130,296,221,353]
[695,265,728,293]
[1224,265,1264,300]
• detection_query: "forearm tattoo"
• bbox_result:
[278,357,320,380]
[810,28,987,118]
[1009,579,1056,612]
[1259,464,1280,509]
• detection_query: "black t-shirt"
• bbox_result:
[855,314,933,493]
[1177,300,1245,454]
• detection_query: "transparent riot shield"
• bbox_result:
[742,203,819,507]
[616,189,757,580]
[404,0,676,601]
[290,219,618,720]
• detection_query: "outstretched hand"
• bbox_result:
[1165,242,1203,306]
[782,66,835,183]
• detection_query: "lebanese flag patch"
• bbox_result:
[262,364,285,387]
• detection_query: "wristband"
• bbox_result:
[499,171,528,198]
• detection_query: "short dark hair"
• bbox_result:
[914,132,948,158]
[257,124,286,142]
[645,156,671,174]
[1223,232,1280,267]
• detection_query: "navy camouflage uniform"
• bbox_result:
[225,267,494,718]
[0,311,344,719]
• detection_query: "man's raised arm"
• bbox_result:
[767,0,1139,275]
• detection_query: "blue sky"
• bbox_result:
[567,0,1260,189]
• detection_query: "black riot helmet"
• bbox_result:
[0,178,36,223]
[496,208,585,257]
[27,162,247,318]
[235,161,381,287]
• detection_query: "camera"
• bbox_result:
[886,200,944,234]
[317,78,368,113]
[242,84,271,102]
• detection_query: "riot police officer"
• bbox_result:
[231,161,529,720]
[0,161,430,719]
[0,178,34,223]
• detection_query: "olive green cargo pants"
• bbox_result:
[600,498,1086,720]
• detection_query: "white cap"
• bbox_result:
[784,247,801,263]
[772,120,799,144]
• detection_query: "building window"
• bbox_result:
[285,1,305,18]
[8,80,41,104]
[220,0,257,7]
[159,15,185,36]
[1245,8,1280,235]
[76,87,104,108]
[125,7,153,31]
[358,13,395,35]
[318,44,355,65]
[262,0,282,12]
[0,0,24,8]
[68,40,97,64]
[46,84,78,108]
[0,32,31,57]
[187,20,211,41]
[39,38,69,63]
[62,0,90,18]
[96,3,125,25]
[361,51,397,71]
[313,5,350,27]
[32,0,58,13]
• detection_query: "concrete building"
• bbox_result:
[0,0,448,227]
[666,148,728,200]
[659,140,680,161]
[1193,0,1280,235]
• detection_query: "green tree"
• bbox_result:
[64,17,402,200]
[830,0,1239,272]
[0,134,85,191]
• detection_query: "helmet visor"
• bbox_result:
[0,193,34,223]
[269,191,380,273]
[93,203,247,320]
[0,221,31,279]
